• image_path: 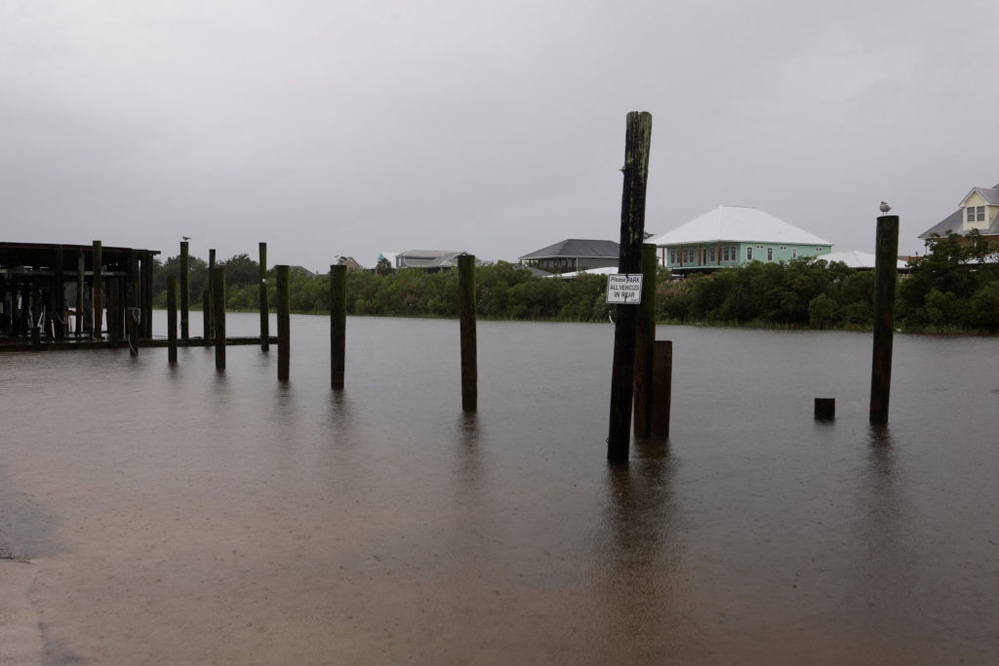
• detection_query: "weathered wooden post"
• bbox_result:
[212,267,226,370]
[126,252,140,356]
[167,276,178,364]
[458,254,477,412]
[869,214,899,425]
[330,263,347,390]
[607,111,653,463]
[276,265,290,381]
[633,243,657,439]
[202,290,211,346]
[259,242,269,351]
[180,240,190,340]
[54,245,66,339]
[76,252,85,337]
[652,340,673,440]
[815,397,835,420]
[141,250,153,339]
[207,249,216,341]
[107,279,120,344]
[92,240,103,340]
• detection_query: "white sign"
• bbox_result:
[605,274,643,304]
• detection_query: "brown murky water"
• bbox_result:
[2,316,998,664]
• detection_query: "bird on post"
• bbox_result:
[182,236,192,241]
[879,201,891,214]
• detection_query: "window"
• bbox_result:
[792,248,798,259]
[767,247,773,261]
[670,250,676,264]
[747,247,753,261]
[710,248,716,262]
[968,206,985,223]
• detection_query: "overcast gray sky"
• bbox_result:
[3,1,998,271]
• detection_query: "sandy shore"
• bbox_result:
[0,559,43,665]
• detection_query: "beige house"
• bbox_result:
[918,183,999,247]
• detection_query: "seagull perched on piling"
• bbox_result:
[879,201,891,214]
[182,236,192,241]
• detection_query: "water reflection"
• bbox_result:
[597,442,681,658]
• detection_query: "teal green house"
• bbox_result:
[649,205,832,273]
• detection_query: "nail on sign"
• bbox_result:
[605,274,643,304]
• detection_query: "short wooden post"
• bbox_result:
[180,241,190,340]
[608,111,653,463]
[652,340,673,440]
[259,242,269,351]
[633,243,657,439]
[213,267,226,370]
[458,254,477,412]
[202,290,211,346]
[92,240,103,340]
[276,265,290,381]
[814,398,835,420]
[869,215,899,425]
[167,276,178,364]
[330,264,346,390]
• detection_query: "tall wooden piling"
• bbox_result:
[212,267,226,370]
[202,291,210,345]
[167,276,178,364]
[276,265,290,381]
[92,240,103,340]
[180,241,190,340]
[458,254,478,412]
[107,279,120,343]
[76,253,85,337]
[127,252,140,356]
[141,251,153,338]
[607,111,653,463]
[633,243,657,439]
[652,340,673,440]
[869,214,899,425]
[54,246,66,339]
[207,249,216,341]
[259,242,269,352]
[330,264,346,390]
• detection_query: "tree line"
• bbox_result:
[152,232,999,333]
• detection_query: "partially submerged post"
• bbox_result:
[276,265,290,381]
[207,249,216,341]
[212,267,226,370]
[92,240,103,340]
[180,241,190,340]
[458,254,477,412]
[815,398,835,421]
[202,290,210,346]
[633,243,657,439]
[651,340,673,440]
[167,276,178,364]
[330,263,346,390]
[607,111,653,463]
[259,242,269,352]
[869,214,899,425]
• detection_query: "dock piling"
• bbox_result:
[330,264,346,390]
[869,215,899,425]
[212,267,226,370]
[651,340,673,440]
[458,254,478,412]
[259,242,269,352]
[276,265,290,381]
[168,276,178,364]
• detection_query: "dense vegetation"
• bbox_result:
[151,232,999,333]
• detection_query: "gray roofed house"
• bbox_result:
[918,183,999,244]
[518,239,619,274]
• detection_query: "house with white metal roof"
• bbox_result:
[648,205,832,273]
[918,182,999,247]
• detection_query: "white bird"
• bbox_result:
[879,201,891,214]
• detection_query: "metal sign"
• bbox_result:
[605,274,643,304]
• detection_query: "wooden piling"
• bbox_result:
[126,252,140,356]
[869,215,899,425]
[330,264,346,390]
[458,254,477,412]
[141,250,153,338]
[76,253,85,337]
[259,242,269,352]
[92,240,103,340]
[212,267,226,370]
[180,241,190,340]
[202,290,210,346]
[107,279,120,344]
[633,243,657,439]
[207,249,216,341]
[651,340,673,440]
[167,276,178,364]
[607,111,653,463]
[276,265,290,381]
[815,398,835,421]
[54,246,66,339]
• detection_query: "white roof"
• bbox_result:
[820,250,907,269]
[544,266,618,278]
[649,205,831,246]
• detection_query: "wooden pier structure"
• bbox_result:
[0,241,158,350]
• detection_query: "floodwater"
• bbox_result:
[2,314,998,664]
